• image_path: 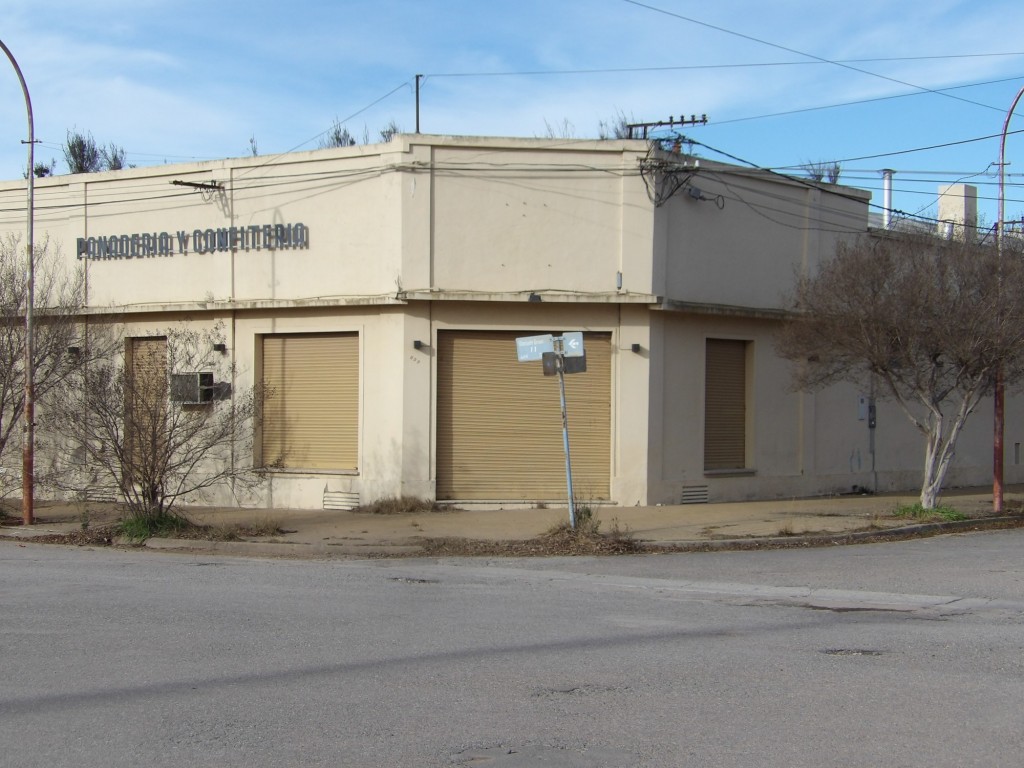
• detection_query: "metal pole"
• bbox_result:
[0,39,35,526]
[994,84,1024,515]
[557,355,576,529]
[415,74,422,134]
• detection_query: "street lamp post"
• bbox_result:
[994,84,1024,515]
[0,39,36,526]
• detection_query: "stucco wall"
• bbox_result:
[0,135,1015,511]
[657,163,870,310]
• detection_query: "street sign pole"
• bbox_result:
[515,331,586,530]
[554,340,577,529]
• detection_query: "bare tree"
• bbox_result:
[45,324,266,530]
[598,110,634,140]
[800,159,842,184]
[542,118,576,139]
[31,159,56,178]
[776,232,1024,508]
[0,236,88,498]
[378,119,401,143]
[101,143,127,170]
[63,130,129,173]
[63,130,103,174]
[319,118,357,149]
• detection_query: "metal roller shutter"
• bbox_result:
[262,333,359,470]
[126,337,168,472]
[704,338,747,470]
[437,330,610,501]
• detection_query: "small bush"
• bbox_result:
[605,517,633,543]
[546,504,601,537]
[116,511,191,542]
[574,504,601,535]
[893,503,966,522]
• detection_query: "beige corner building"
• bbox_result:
[0,135,1017,510]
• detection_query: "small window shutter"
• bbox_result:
[704,339,747,471]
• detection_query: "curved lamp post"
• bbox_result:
[0,39,35,526]
[994,84,1024,514]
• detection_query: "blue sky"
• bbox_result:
[3,0,1024,229]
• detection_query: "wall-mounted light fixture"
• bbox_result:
[212,342,227,354]
[528,292,542,303]
[67,346,80,356]
[413,340,425,350]
[631,343,642,353]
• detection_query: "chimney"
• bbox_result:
[937,183,978,240]
[881,169,894,229]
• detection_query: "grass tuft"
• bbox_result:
[206,518,286,541]
[355,496,448,515]
[547,504,601,537]
[116,511,192,542]
[892,503,967,522]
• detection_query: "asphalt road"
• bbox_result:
[3,530,1024,767]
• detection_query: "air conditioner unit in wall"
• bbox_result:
[170,372,216,404]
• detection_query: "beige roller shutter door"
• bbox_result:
[262,333,358,470]
[437,330,610,500]
[704,338,747,471]
[126,337,168,473]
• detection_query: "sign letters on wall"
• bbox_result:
[76,222,309,261]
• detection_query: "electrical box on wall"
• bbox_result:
[857,394,877,428]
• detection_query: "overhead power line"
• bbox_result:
[715,74,1024,126]
[770,128,1024,166]
[424,52,1024,79]
[620,0,1008,114]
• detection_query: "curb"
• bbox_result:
[7,515,1024,558]
[643,516,1024,552]
[144,537,425,558]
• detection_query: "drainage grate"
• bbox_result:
[680,485,709,504]
[323,490,359,510]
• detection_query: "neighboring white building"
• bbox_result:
[0,134,1018,511]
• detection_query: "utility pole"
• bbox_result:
[994,84,1024,514]
[0,39,36,526]
[415,74,423,134]
[625,114,708,140]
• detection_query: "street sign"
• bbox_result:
[562,331,584,358]
[516,334,554,362]
[515,331,588,530]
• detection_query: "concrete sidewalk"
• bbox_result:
[2,486,1020,557]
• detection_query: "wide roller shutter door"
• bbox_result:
[704,338,747,471]
[262,333,358,470]
[437,330,610,501]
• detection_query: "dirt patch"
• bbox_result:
[5,527,118,547]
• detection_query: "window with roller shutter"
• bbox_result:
[261,333,359,471]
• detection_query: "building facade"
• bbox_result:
[0,134,1017,510]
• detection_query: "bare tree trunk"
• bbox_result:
[917,389,981,509]
[920,418,943,509]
